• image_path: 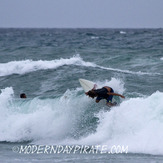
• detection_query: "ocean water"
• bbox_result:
[0,28,163,162]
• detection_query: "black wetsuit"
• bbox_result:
[94,87,114,103]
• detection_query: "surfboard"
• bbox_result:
[79,78,97,92]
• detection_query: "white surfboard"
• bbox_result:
[79,78,97,92]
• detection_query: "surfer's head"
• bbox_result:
[86,90,96,98]
[20,93,27,98]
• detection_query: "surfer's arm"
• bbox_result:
[92,84,97,90]
[107,92,125,98]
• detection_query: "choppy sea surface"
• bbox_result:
[0,28,163,162]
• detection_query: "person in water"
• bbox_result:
[85,86,125,106]
[20,93,27,98]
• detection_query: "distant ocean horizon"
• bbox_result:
[0,27,163,29]
[0,28,163,162]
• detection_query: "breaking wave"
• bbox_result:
[0,79,163,155]
[0,55,159,77]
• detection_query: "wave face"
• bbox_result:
[0,82,163,155]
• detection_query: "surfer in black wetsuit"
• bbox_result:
[85,86,125,106]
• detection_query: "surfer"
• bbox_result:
[85,86,125,106]
[20,93,27,98]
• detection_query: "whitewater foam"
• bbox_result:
[97,65,159,75]
[73,91,163,155]
[0,80,163,155]
[0,55,95,77]
[0,78,124,143]
[0,87,91,143]
[0,55,159,77]
[95,78,125,95]
[120,31,126,34]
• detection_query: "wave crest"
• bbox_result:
[0,55,159,77]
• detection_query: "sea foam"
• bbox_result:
[0,55,94,77]
[74,91,163,155]
[0,78,123,143]
[1,79,163,155]
[0,55,159,77]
